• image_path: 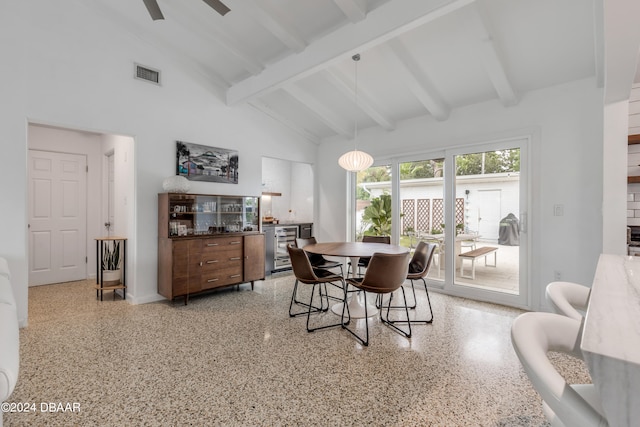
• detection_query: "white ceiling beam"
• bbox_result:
[227,0,475,105]
[478,40,517,107]
[380,40,450,121]
[161,1,264,76]
[333,0,367,23]
[285,85,353,137]
[249,99,320,144]
[324,69,396,130]
[467,3,517,107]
[223,0,307,53]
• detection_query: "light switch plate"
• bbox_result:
[553,204,564,216]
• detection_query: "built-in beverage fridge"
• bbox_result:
[273,226,298,270]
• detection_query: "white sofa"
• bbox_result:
[0,257,19,427]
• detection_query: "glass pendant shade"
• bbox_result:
[338,149,374,172]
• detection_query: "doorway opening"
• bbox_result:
[27,123,135,296]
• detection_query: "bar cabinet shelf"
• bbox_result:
[158,193,265,304]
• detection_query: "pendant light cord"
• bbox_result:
[353,54,360,151]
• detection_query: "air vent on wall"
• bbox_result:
[134,63,160,85]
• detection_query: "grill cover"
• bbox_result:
[498,213,520,246]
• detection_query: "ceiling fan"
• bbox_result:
[142,0,230,20]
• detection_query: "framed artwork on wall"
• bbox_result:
[176,141,238,184]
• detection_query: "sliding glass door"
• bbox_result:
[398,157,445,281]
[355,164,392,241]
[452,147,522,299]
[351,138,528,307]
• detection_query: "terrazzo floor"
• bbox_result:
[6,275,591,426]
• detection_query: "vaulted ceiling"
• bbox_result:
[91,0,600,143]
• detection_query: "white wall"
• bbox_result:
[0,0,317,324]
[262,157,314,223]
[317,78,604,311]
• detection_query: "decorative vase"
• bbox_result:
[163,175,190,193]
[102,269,121,287]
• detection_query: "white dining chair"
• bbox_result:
[545,281,590,321]
[511,312,608,427]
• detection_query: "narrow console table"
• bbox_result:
[95,236,127,301]
[582,254,640,426]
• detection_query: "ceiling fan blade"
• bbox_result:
[142,0,165,20]
[202,0,231,16]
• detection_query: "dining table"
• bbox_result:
[302,241,410,318]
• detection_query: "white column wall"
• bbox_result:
[317,78,604,311]
[602,101,629,255]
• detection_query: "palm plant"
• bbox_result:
[362,194,392,236]
[101,241,121,271]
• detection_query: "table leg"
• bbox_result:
[331,256,378,318]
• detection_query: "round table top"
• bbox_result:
[302,241,409,258]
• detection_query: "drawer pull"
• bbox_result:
[229,257,241,261]
[206,243,219,247]
[206,260,219,264]
[229,241,241,245]
[229,274,241,278]
[207,278,219,283]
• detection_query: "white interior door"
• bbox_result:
[28,150,87,286]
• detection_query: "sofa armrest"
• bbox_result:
[0,275,19,404]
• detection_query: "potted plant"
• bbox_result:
[101,240,121,286]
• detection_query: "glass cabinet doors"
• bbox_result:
[164,193,260,237]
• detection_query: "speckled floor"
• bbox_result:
[6,275,591,426]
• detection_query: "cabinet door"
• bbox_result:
[244,234,265,282]
[172,240,202,297]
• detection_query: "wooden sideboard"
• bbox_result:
[158,193,265,303]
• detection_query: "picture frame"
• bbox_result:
[176,141,238,184]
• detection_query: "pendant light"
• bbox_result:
[338,54,374,172]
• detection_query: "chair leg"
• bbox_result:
[341,289,369,346]
[289,279,324,317]
[306,281,346,333]
[420,278,434,324]
[389,279,434,324]
[383,280,417,310]
[380,287,412,338]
